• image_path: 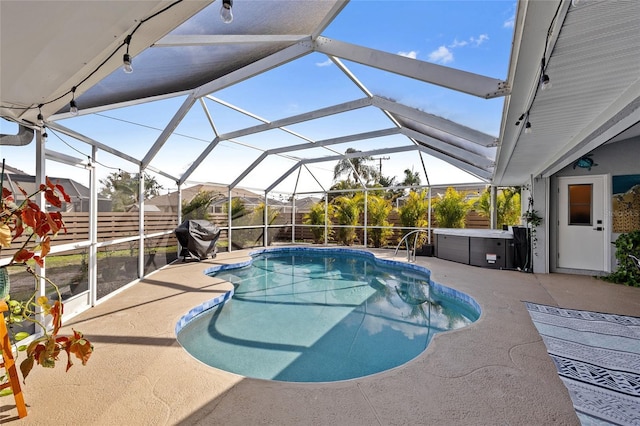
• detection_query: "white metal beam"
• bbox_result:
[178,137,221,186]
[230,152,269,189]
[46,122,141,167]
[153,34,312,47]
[372,96,497,147]
[145,164,178,183]
[206,95,315,143]
[331,57,404,128]
[216,97,372,141]
[265,145,421,193]
[265,164,306,194]
[273,128,401,155]
[229,128,400,190]
[193,41,314,99]
[44,149,86,167]
[142,94,198,168]
[310,0,349,39]
[402,127,494,170]
[413,144,492,181]
[314,36,509,99]
[310,144,421,164]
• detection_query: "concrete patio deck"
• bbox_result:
[2,247,639,425]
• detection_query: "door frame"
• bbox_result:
[554,174,611,274]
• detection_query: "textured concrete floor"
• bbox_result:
[2,247,639,425]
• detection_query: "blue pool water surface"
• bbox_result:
[176,248,480,382]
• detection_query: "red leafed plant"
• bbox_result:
[1,166,93,386]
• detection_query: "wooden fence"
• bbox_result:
[2,210,491,259]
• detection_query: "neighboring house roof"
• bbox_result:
[294,197,323,211]
[147,184,265,210]
[1,172,109,202]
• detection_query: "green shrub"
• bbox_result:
[366,195,394,248]
[332,194,363,246]
[397,190,429,248]
[474,187,521,226]
[303,202,334,243]
[182,190,217,220]
[602,230,640,287]
[433,187,471,228]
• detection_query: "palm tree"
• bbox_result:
[333,148,378,184]
[377,175,403,201]
[474,187,521,227]
[99,171,163,212]
[332,193,363,246]
[402,168,421,188]
[303,202,334,243]
[366,195,394,248]
[433,187,471,228]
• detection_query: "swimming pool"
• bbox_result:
[176,247,481,382]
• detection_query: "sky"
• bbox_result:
[1,0,517,198]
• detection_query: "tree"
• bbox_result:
[433,187,471,228]
[99,171,163,212]
[401,168,421,188]
[366,195,394,248]
[398,190,430,229]
[222,198,247,222]
[250,202,280,245]
[182,190,219,220]
[303,202,334,244]
[332,194,363,246]
[327,179,360,203]
[377,175,403,201]
[397,190,430,249]
[333,148,378,184]
[474,187,521,227]
[252,202,279,226]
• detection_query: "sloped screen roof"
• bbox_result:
[74,1,344,111]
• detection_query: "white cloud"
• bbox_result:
[398,50,418,59]
[504,15,515,28]
[449,39,468,48]
[428,46,454,64]
[315,59,333,67]
[471,34,489,46]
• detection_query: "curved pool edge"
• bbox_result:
[175,246,482,337]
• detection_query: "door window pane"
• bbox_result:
[568,184,592,225]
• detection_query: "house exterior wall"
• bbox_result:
[549,136,640,274]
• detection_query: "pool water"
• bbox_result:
[177,248,480,382]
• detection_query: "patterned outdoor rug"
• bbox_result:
[525,302,640,425]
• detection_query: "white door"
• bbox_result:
[557,175,609,271]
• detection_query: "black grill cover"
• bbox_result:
[174,220,221,261]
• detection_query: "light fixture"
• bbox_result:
[539,58,551,91]
[123,35,133,73]
[524,122,532,134]
[69,86,79,116]
[123,54,133,73]
[571,0,580,6]
[540,73,552,90]
[220,0,233,23]
[37,104,44,126]
[42,128,48,142]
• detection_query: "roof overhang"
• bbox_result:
[494,0,640,186]
[0,0,212,126]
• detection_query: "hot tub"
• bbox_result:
[433,228,516,269]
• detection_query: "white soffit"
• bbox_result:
[495,0,640,186]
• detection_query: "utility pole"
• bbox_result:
[372,156,390,175]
